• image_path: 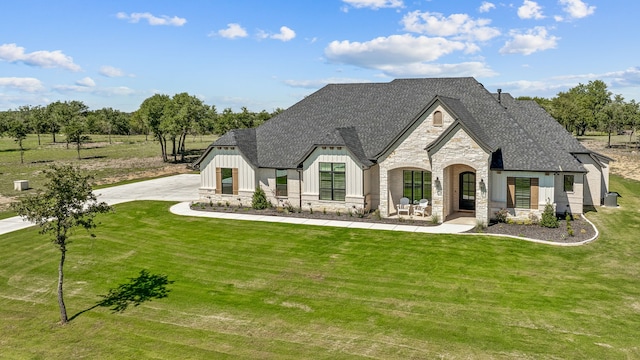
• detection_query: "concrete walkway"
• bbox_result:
[169,202,475,233]
[0,174,475,235]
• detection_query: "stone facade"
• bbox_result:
[429,126,490,225]
[378,105,454,218]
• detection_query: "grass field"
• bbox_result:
[0,174,639,359]
[0,134,215,199]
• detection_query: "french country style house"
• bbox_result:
[194,77,611,224]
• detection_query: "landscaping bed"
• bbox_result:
[190,202,439,227]
[190,202,596,243]
[480,217,596,243]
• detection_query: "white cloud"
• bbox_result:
[553,67,640,88]
[271,26,296,42]
[558,0,595,20]
[377,61,498,78]
[54,84,135,96]
[494,79,571,97]
[324,34,496,78]
[215,23,248,39]
[494,67,640,101]
[284,77,371,89]
[116,12,186,26]
[401,11,500,42]
[478,2,496,13]
[0,77,45,92]
[518,0,545,19]
[259,26,297,42]
[76,77,96,87]
[325,34,468,66]
[99,65,126,77]
[342,0,404,10]
[499,26,559,55]
[0,43,81,71]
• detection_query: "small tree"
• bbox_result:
[6,110,29,164]
[64,115,90,160]
[540,202,559,228]
[252,186,270,209]
[11,165,111,324]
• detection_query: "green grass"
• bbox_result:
[0,175,639,359]
[0,134,215,198]
[577,132,638,146]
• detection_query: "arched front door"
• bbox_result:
[459,171,476,211]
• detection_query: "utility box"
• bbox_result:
[604,192,621,207]
[14,180,29,191]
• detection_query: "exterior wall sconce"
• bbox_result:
[480,178,487,196]
[435,176,442,195]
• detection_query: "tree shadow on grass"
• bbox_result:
[69,270,174,321]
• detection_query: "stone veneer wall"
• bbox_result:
[430,127,490,225]
[378,105,454,217]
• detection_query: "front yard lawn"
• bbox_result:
[0,175,638,359]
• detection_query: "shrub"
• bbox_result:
[282,201,295,213]
[430,213,440,224]
[566,213,574,237]
[252,186,270,210]
[540,202,559,228]
[495,208,509,223]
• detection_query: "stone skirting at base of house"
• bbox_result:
[199,188,253,207]
[200,188,369,214]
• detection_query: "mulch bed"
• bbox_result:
[478,218,596,243]
[190,204,597,244]
[190,203,439,226]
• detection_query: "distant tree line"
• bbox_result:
[0,94,283,163]
[517,80,640,147]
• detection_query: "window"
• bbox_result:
[221,168,233,195]
[319,162,345,201]
[403,170,432,203]
[514,178,531,208]
[564,175,574,192]
[216,167,238,195]
[433,111,443,126]
[276,169,287,196]
[507,177,539,209]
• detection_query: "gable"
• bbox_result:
[377,101,456,167]
[428,124,491,164]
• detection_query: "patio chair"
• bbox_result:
[413,199,429,217]
[396,197,411,216]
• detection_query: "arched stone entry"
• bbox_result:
[441,164,476,221]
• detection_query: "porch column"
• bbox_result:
[379,164,389,217]
[431,167,445,224]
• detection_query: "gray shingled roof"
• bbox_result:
[197,77,592,173]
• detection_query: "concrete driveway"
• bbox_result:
[0,174,201,235]
[94,174,200,205]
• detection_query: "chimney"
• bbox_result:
[497,88,502,104]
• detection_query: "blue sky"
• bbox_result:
[1,0,638,112]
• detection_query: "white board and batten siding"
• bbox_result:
[200,148,255,192]
[490,170,554,209]
[302,148,364,201]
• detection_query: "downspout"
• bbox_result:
[298,169,303,209]
[362,166,366,211]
